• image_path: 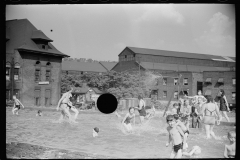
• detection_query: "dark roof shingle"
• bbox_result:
[6,19,68,57]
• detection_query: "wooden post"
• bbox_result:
[163,74,182,117]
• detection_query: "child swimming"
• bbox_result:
[12,95,25,115]
[36,110,42,116]
[182,145,201,158]
[166,115,186,158]
[224,131,235,158]
[122,107,135,133]
[93,127,100,137]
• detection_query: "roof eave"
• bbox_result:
[17,48,70,58]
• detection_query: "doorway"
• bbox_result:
[197,81,203,94]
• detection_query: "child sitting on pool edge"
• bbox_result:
[224,131,235,158]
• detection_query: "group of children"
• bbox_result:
[9,92,235,158]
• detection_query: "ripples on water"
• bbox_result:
[6,108,232,158]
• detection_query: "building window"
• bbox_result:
[34,89,41,106]
[163,91,167,98]
[6,90,10,101]
[163,78,167,85]
[45,89,51,107]
[14,68,19,80]
[174,91,178,99]
[46,70,51,81]
[232,92,235,100]
[183,78,188,85]
[174,78,178,85]
[204,78,212,86]
[232,78,236,85]
[46,62,51,66]
[35,69,41,81]
[125,55,127,58]
[81,71,83,75]
[6,67,10,80]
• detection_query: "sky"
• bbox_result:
[6,4,235,61]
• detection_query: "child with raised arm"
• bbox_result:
[224,131,235,158]
[12,95,25,115]
[166,115,186,158]
[173,114,189,150]
[122,107,136,133]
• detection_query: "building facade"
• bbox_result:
[112,47,235,103]
[6,19,69,107]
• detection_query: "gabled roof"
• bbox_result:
[6,19,69,57]
[31,30,53,42]
[99,61,117,71]
[62,61,108,72]
[122,47,235,62]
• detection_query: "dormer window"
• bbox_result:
[31,30,52,51]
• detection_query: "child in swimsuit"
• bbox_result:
[173,114,189,150]
[12,95,25,115]
[182,145,201,158]
[122,107,135,133]
[93,127,100,137]
[36,110,42,116]
[224,131,235,158]
[166,115,186,158]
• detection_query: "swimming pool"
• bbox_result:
[6,107,233,158]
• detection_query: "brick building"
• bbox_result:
[6,19,69,107]
[203,71,235,105]
[112,47,235,103]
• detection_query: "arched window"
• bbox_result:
[6,62,11,81]
[46,62,51,66]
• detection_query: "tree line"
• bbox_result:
[61,71,157,99]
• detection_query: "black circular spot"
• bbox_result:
[97,93,118,114]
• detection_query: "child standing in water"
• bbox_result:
[224,131,236,158]
[173,114,189,150]
[122,107,136,133]
[166,115,186,158]
[12,95,25,115]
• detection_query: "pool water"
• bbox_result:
[6,108,233,158]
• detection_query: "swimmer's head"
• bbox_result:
[206,95,213,103]
[228,131,236,142]
[166,115,176,126]
[173,103,179,108]
[94,127,99,133]
[129,107,135,114]
[38,110,42,114]
[173,114,180,120]
[138,95,143,100]
[192,146,201,155]
[197,90,202,95]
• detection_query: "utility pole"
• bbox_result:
[11,57,14,100]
